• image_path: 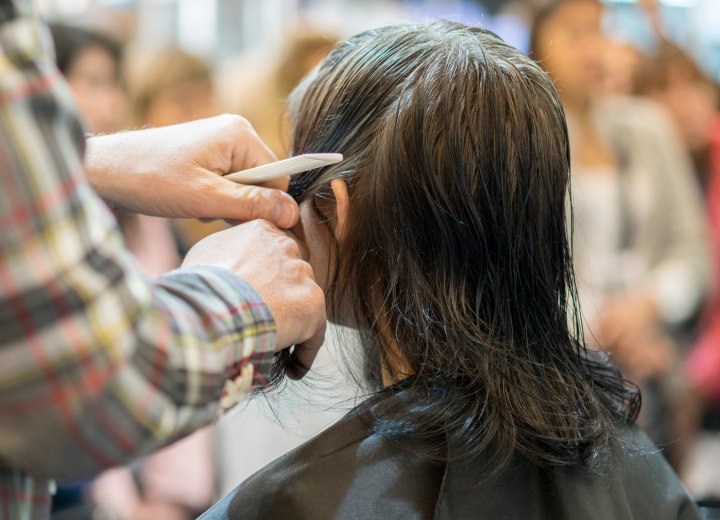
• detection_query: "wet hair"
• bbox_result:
[284,21,639,475]
[49,23,122,77]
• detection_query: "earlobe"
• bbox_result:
[330,178,349,243]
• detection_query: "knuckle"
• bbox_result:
[300,260,315,278]
[246,187,285,222]
[219,113,253,136]
[247,218,273,234]
[241,187,265,221]
[280,236,301,257]
[218,113,248,127]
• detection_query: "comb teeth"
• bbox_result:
[224,153,343,184]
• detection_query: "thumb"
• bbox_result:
[202,174,299,228]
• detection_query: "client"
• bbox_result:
[202,22,699,519]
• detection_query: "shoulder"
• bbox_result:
[434,426,700,520]
[202,397,444,520]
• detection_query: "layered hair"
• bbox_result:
[284,21,639,474]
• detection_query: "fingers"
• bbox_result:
[203,175,300,228]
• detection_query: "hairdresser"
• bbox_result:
[0,3,326,519]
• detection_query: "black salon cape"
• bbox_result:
[200,390,700,520]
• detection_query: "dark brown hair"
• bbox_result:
[284,21,638,474]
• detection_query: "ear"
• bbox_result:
[330,178,349,243]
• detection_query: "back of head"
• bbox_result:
[287,21,638,475]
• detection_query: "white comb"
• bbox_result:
[224,153,343,184]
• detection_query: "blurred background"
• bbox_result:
[43,1,720,519]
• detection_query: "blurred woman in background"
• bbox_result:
[632,33,720,499]
[530,0,710,465]
[51,24,180,278]
[632,41,720,403]
[226,31,339,158]
[126,47,223,252]
[50,23,127,134]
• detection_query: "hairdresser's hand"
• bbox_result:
[85,115,299,228]
[182,219,326,379]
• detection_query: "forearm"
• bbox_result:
[0,262,275,480]
[0,12,274,479]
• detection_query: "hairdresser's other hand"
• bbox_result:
[182,220,326,378]
[85,115,298,228]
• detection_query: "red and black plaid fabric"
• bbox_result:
[0,3,275,518]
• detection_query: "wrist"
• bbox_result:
[84,132,140,212]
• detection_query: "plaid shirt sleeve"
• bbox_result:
[0,3,276,518]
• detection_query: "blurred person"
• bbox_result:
[128,48,217,129]
[632,43,720,397]
[50,23,179,277]
[223,31,339,158]
[49,23,127,134]
[203,21,698,519]
[127,48,225,252]
[632,36,720,501]
[530,0,710,465]
[86,49,224,520]
[633,42,719,189]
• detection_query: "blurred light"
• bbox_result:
[604,0,699,4]
[178,0,217,57]
[97,0,136,5]
[53,0,92,17]
[659,0,699,6]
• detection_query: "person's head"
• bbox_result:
[634,43,719,155]
[50,23,127,134]
[284,21,638,474]
[530,0,606,104]
[128,48,217,127]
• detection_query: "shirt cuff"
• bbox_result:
[186,265,276,408]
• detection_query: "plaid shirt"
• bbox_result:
[0,2,276,518]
